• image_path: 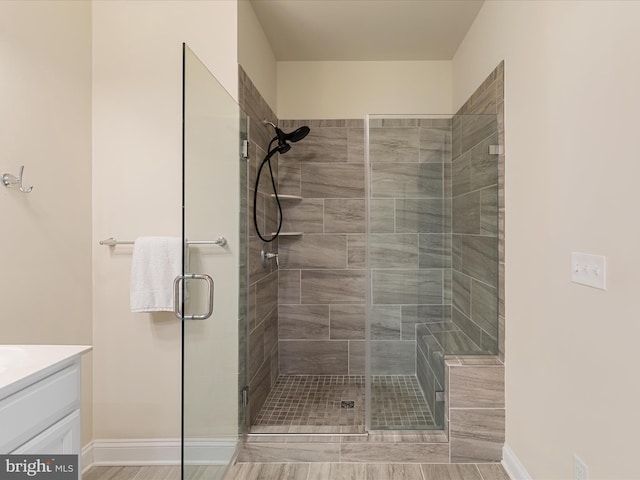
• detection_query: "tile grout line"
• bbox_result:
[419,463,427,480]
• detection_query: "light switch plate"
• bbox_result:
[574,454,589,480]
[571,252,606,290]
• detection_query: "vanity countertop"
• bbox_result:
[0,345,92,395]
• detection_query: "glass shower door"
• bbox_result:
[181,44,247,478]
[365,113,499,431]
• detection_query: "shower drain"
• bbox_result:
[340,400,355,409]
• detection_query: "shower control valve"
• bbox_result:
[261,249,279,268]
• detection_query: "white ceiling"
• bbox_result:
[250,0,485,61]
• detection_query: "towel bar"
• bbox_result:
[99,237,227,247]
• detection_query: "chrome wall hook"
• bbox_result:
[2,166,33,193]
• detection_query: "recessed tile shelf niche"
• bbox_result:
[270,194,302,200]
[271,193,304,237]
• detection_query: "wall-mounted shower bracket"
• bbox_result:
[2,165,33,193]
[261,248,279,267]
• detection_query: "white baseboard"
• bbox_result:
[81,438,236,472]
[81,442,93,473]
[502,444,533,480]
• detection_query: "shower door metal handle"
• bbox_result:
[173,274,214,320]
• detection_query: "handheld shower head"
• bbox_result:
[276,142,291,154]
[254,121,312,243]
[263,120,310,154]
[284,126,310,143]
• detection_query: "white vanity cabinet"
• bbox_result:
[0,346,90,459]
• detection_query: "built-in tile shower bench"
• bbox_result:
[236,358,504,463]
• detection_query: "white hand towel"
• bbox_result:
[130,237,182,313]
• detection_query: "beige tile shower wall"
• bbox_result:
[277,120,367,375]
[239,67,281,423]
[446,356,505,463]
[450,64,503,356]
[277,119,452,377]
[370,119,453,378]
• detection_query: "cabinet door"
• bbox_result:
[11,410,80,455]
[0,364,80,453]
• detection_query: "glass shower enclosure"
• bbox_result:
[181,44,248,477]
[245,113,500,437]
[365,114,499,431]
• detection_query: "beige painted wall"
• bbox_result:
[92,0,238,439]
[0,0,93,445]
[277,61,452,118]
[238,0,278,113]
[453,1,640,478]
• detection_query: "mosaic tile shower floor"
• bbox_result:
[253,375,435,431]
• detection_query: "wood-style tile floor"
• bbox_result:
[83,462,511,479]
[82,465,225,480]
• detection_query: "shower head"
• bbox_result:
[283,126,310,143]
[276,142,291,154]
[263,120,310,154]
